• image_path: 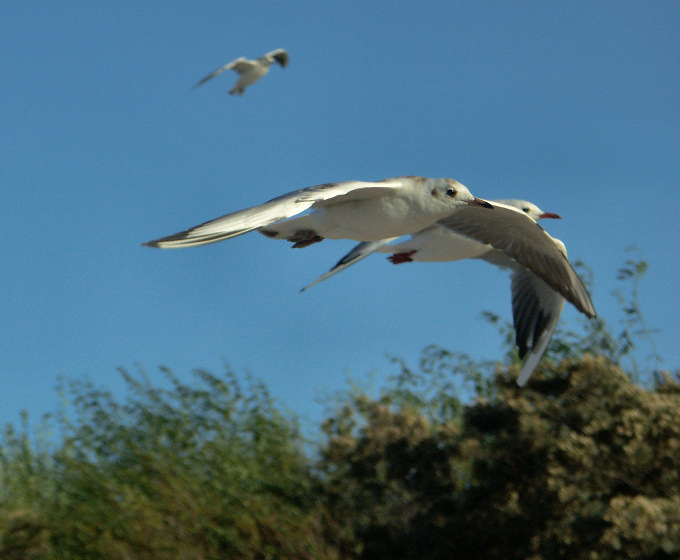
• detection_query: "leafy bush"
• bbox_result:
[0,368,335,560]
[1,251,676,559]
[317,360,680,560]
[315,250,679,559]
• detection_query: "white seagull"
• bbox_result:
[302,200,596,385]
[193,48,289,95]
[143,176,492,250]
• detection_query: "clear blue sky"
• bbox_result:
[2,2,678,428]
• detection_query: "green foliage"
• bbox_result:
[318,358,680,560]
[1,251,676,559]
[314,252,679,559]
[0,367,335,560]
[612,247,663,377]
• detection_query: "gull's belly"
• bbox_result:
[314,198,440,241]
[379,226,490,262]
[240,66,268,86]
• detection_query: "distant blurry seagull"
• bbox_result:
[143,176,492,250]
[302,200,596,385]
[193,48,289,95]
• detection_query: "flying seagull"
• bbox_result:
[193,48,289,95]
[142,176,492,250]
[302,200,596,385]
[303,200,560,289]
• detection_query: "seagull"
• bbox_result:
[302,200,596,385]
[193,48,289,95]
[143,176,492,250]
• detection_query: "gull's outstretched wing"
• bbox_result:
[300,239,397,292]
[481,249,565,385]
[143,179,407,249]
[511,265,565,385]
[193,57,252,88]
[266,49,289,67]
[439,202,595,318]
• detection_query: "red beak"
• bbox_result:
[539,212,561,219]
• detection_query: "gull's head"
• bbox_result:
[432,179,493,209]
[496,199,561,221]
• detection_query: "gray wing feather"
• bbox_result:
[439,204,595,318]
[267,49,289,67]
[143,179,405,249]
[481,251,565,385]
[193,57,251,88]
[300,239,396,292]
[510,265,565,385]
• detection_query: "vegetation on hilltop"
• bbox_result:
[1,252,677,559]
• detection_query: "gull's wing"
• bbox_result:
[266,49,289,67]
[511,266,564,386]
[300,239,397,292]
[193,57,253,88]
[481,250,565,385]
[484,250,565,386]
[438,202,596,318]
[143,179,407,249]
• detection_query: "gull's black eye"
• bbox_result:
[522,207,530,213]
[446,188,457,197]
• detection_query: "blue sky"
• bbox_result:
[2,2,678,429]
